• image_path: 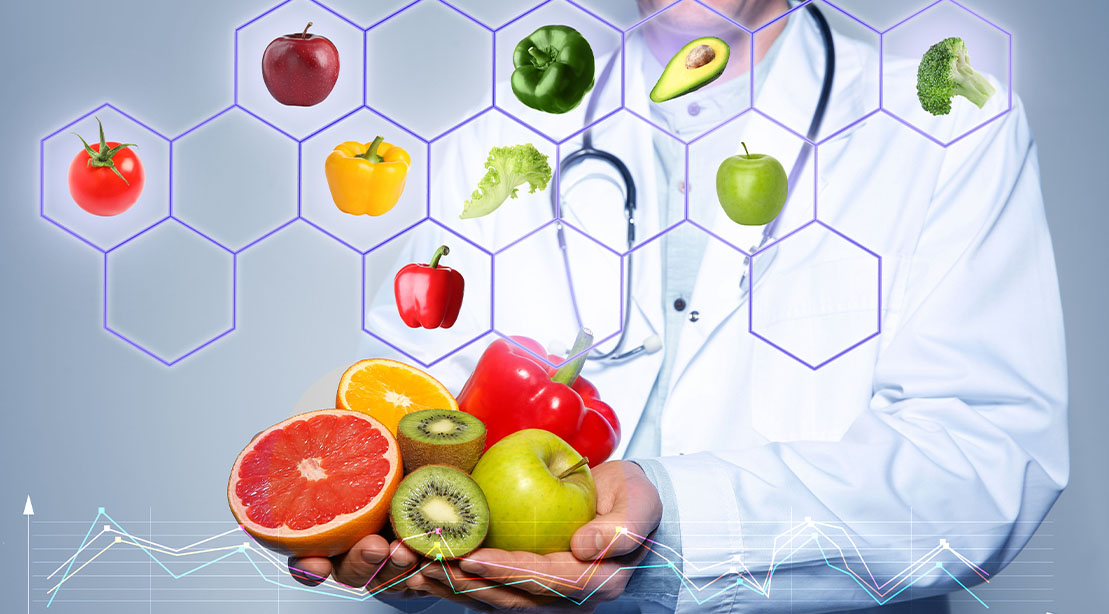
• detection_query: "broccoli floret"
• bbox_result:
[916,37,996,116]
[460,144,552,219]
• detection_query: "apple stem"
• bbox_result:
[302,22,313,37]
[550,328,593,386]
[741,141,751,158]
[557,457,589,479]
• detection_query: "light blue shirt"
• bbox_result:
[622,19,794,613]
[625,23,790,459]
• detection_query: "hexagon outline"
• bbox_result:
[491,220,625,367]
[233,0,367,141]
[621,0,682,32]
[752,1,883,144]
[427,107,557,254]
[621,1,755,145]
[296,105,432,254]
[878,0,1012,148]
[39,102,172,253]
[554,109,688,253]
[360,217,494,368]
[363,0,422,30]
[747,219,881,370]
[168,106,301,253]
[102,219,237,366]
[685,107,819,254]
[437,0,497,32]
[363,1,494,142]
[492,0,624,145]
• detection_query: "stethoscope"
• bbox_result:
[552,2,835,362]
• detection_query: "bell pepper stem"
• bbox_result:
[528,46,548,67]
[557,457,589,480]
[357,136,386,163]
[550,327,593,386]
[428,245,450,269]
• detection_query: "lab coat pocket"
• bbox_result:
[748,253,881,443]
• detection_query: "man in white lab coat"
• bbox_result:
[290,1,1067,612]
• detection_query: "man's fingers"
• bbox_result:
[330,534,392,588]
[288,556,331,587]
[571,462,662,560]
[424,559,558,607]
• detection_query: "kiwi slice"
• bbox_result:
[397,409,486,473]
[390,464,489,559]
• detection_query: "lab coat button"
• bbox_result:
[689,310,700,322]
[674,298,686,311]
[687,102,701,116]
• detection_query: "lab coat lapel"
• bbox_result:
[665,10,856,398]
[578,47,665,458]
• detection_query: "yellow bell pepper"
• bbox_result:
[324,136,410,216]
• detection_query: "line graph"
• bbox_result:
[40,508,994,609]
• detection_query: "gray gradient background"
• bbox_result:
[1,0,1103,612]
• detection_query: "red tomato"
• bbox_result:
[67,121,145,217]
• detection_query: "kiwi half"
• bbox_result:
[389,464,489,559]
[397,409,486,473]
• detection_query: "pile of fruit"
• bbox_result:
[228,347,617,561]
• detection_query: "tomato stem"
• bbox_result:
[71,117,137,185]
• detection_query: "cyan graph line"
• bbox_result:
[43,511,991,608]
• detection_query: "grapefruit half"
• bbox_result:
[228,409,402,557]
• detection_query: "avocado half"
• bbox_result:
[649,37,730,103]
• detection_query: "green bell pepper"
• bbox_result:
[510,25,595,114]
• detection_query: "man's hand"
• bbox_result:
[286,460,662,611]
[400,460,663,611]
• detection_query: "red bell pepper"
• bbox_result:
[393,245,465,329]
[457,329,620,466]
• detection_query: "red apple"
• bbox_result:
[261,22,339,107]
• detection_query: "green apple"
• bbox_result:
[715,142,789,226]
[470,429,596,554]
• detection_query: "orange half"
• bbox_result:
[336,359,458,435]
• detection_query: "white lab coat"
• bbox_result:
[348,11,1067,614]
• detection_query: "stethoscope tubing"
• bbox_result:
[555,2,836,361]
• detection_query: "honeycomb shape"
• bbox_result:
[686,109,816,254]
[493,221,623,365]
[235,0,365,139]
[300,107,428,253]
[752,1,880,144]
[438,0,540,30]
[366,1,492,139]
[710,0,802,31]
[363,220,492,367]
[318,0,419,29]
[822,0,934,31]
[40,104,169,252]
[622,0,752,144]
[494,0,622,143]
[105,219,235,365]
[881,0,1011,146]
[171,107,298,252]
[428,108,556,253]
[568,0,659,31]
[749,220,879,369]
[557,110,684,254]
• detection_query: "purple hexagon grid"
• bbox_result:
[37,0,1013,368]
